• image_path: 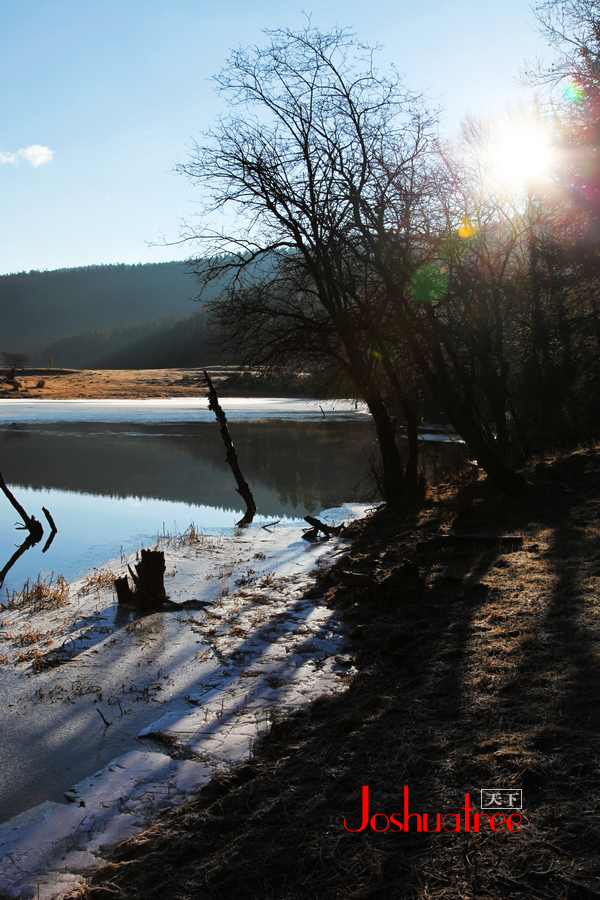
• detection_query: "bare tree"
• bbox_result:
[2,351,28,380]
[528,0,600,85]
[181,26,534,496]
[180,26,435,503]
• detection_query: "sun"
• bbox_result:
[487,123,554,191]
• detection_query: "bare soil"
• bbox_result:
[66,447,600,900]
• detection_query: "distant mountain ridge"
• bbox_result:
[0,261,227,368]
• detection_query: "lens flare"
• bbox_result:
[562,79,585,103]
[409,264,448,305]
[457,216,478,239]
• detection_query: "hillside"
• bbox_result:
[0,261,221,366]
[41,311,230,369]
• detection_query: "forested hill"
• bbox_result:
[0,261,227,368]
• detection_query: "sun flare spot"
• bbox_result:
[488,124,553,190]
[457,216,478,239]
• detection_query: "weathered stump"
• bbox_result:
[114,575,135,605]
[115,549,169,611]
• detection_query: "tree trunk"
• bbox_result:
[365,392,405,505]
[204,371,257,525]
[401,396,420,493]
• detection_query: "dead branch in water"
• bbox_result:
[41,506,58,553]
[204,370,257,526]
[0,471,44,541]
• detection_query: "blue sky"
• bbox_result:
[0,0,547,275]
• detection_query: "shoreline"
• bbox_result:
[0,368,215,401]
[62,446,600,900]
[0,507,366,899]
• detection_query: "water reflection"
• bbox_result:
[1,421,375,512]
[0,416,467,594]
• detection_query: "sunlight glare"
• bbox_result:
[488,124,553,190]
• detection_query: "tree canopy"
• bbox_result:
[182,17,600,501]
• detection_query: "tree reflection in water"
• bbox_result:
[0,419,468,593]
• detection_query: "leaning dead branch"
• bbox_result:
[204,370,257,526]
[0,471,43,542]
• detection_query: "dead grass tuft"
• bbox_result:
[5,574,70,613]
[78,568,117,597]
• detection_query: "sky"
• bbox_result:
[0,0,549,276]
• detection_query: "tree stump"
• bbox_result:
[115,549,169,611]
[114,575,135,605]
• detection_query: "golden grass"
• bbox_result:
[77,568,117,597]
[5,573,70,613]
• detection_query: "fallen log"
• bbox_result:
[204,371,257,526]
[304,515,344,538]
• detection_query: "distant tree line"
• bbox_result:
[180,10,600,501]
[41,310,231,369]
[0,261,204,363]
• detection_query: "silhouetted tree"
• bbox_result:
[2,351,28,379]
[181,26,436,502]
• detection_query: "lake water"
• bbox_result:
[0,398,465,596]
[0,398,467,828]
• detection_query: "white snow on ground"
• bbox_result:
[0,505,369,899]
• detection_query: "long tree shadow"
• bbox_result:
[76,453,600,900]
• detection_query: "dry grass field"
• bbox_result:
[0,368,213,399]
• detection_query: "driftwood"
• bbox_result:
[0,475,60,587]
[302,515,345,541]
[0,472,43,541]
[41,506,58,553]
[115,549,169,611]
[204,370,257,526]
[42,506,58,534]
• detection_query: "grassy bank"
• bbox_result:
[0,367,338,400]
[69,448,600,899]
